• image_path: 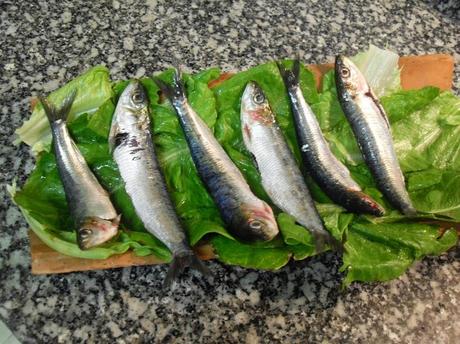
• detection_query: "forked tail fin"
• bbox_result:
[312,230,344,255]
[163,251,211,288]
[276,58,301,89]
[153,68,186,103]
[39,89,77,123]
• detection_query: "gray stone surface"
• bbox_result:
[0,0,459,343]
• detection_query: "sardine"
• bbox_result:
[154,70,279,242]
[109,80,208,286]
[241,81,337,251]
[335,56,416,216]
[277,60,384,216]
[40,91,120,249]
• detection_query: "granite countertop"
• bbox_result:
[1,0,459,343]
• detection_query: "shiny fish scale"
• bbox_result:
[154,71,278,242]
[335,56,416,215]
[52,121,117,224]
[344,94,410,207]
[240,82,334,250]
[114,135,186,247]
[111,92,188,254]
[173,100,275,237]
[175,101,257,209]
[248,121,324,232]
[289,86,361,191]
[277,60,384,217]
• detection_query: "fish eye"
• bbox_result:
[341,67,351,78]
[80,228,93,238]
[253,92,265,105]
[131,91,144,104]
[249,220,262,230]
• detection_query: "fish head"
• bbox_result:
[232,201,279,242]
[335,56,368,98]
[109,80,149,151]
[241,81,274,127]
[117,80,149,112]
[77,215,120,250]
[350,190,386,217]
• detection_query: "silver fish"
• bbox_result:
[241,81,337,251]
[109,80,208,286]
[335,56,416,216]
[277,60,384,216]
[40,92,120,249]
[154,70,279,242]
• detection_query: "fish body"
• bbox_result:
[41,92,120,249]
[241,81,336,251]
[277,60,384,216]
[335,56,416,216]
[154,71,278,242]
[109,81,208,286]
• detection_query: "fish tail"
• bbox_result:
[312,230,344,254]
[276,59,300,88]
[163,251,210,288]
[153,68,186,103]
[39,89,77,123]
[292,57,301,82]
[402,204,417,217]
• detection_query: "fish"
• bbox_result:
[335,56,416,216]
[109,80,209,286]
[241,81,338,251]
[40,91,120,250]
[153,70,279,242]
[277,60,384,216]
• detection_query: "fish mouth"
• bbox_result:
[242,81,264,107]
[116,80,149,111]
[335,55,349,81]
[335,55,344,64]
[241,81,273,125]
[335,55,354,70]
[77,216,120,250]
[335,55,368,94]
[344,190,385,217]
[360,196,385,217]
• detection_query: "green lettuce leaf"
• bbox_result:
[12,52,459,285]
[316,69,460,220]
[352,44,401,97]
[15,66,113,154]
[342,222,457,285]
[314,70,459,284]
[211,236,291,270]
[14,69,231,261]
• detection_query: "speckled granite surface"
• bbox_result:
[1,1,459,343]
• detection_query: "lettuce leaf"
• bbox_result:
[342,222,457,285]
[15,66,113,154]
[14,69,232,260]
[314,70,459,284]
[12,52,458,284]
[315,70,460,221]
[211,236,291,270]
[352,44,400,97]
